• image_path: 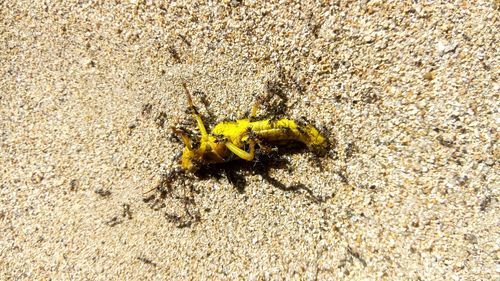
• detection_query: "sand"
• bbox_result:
[1,1,498,280]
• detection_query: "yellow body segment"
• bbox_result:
[212,119,326,150]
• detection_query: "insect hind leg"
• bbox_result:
[225,140,256,161]
[182,83,208,138]
[171,127,193,150]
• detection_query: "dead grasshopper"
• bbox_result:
[174,83,329,171]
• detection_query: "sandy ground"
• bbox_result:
[1,1,499,280]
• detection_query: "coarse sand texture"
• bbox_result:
[1,1,498,280]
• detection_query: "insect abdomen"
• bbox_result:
[251,119,328,154]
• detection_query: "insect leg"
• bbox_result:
[250,99,259,118]
[171,127,192,150]
[225,140,255,161]
[249,91,270,119]
[182,83,208,138]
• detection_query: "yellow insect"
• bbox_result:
[173,83,329,172]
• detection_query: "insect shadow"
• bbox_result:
[143,143,329,228]
[195,143,326,203]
